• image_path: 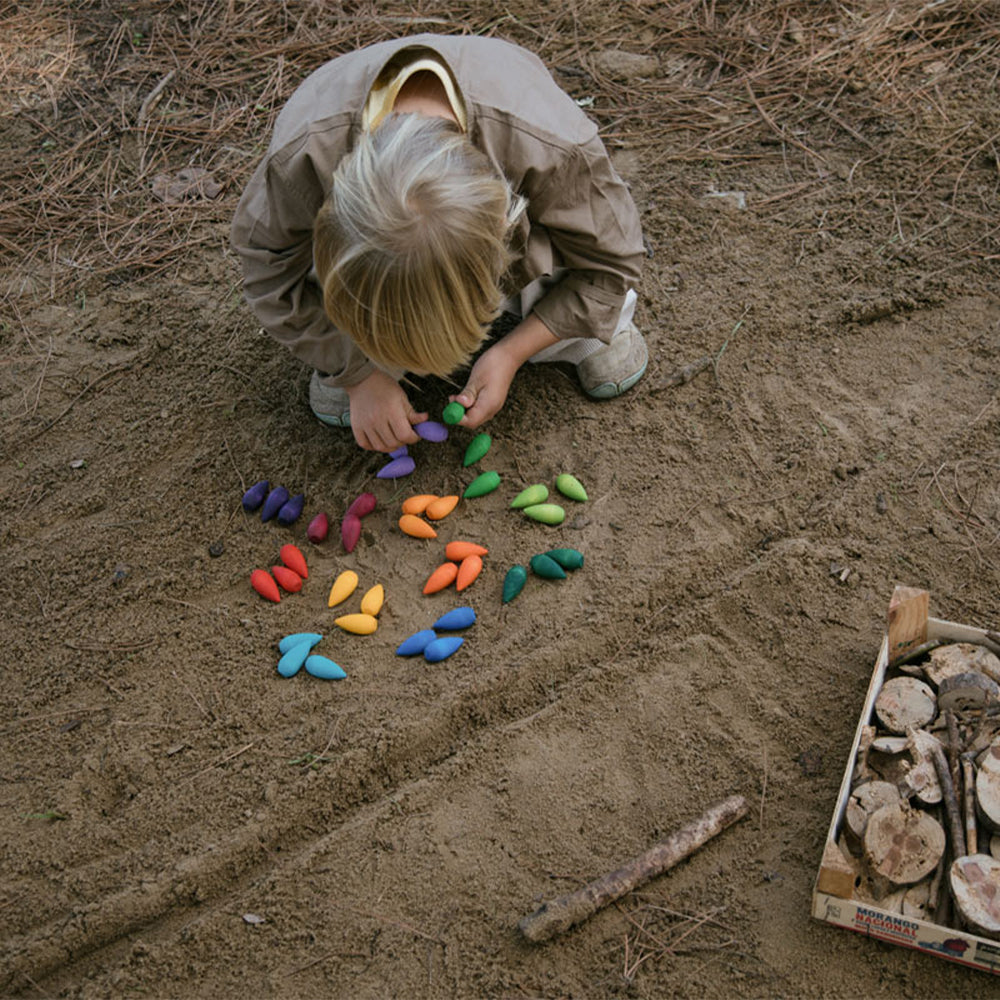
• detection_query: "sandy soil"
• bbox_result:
[2,3,999,997]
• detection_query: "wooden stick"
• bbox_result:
[930,743,967,859]
[962,756,978,856]
[518,795,748,943]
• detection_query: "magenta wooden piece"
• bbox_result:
[341,513,362,553]
[346,492,377,519]
[306,511,329,544]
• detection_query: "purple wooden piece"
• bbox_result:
[376,455,416,479]
[414,421,449,443]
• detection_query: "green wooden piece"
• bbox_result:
[510,483,548,509]
[523,503,565,525]
[555,472,588,502]
[546,548,584,571]
[464,470,501,498]
[442,401,466,425]
[502,564,528,603]
[463,433,492,467]
[530,553,566,580]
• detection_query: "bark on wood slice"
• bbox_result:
[976,765,1000,834]
[845,780,902,854]
[950,854,1000,939]
[902,879,932,920]
[852,725,877,784]
[990,834,1000,861]
[863,802,946,892]
[937,671,1000,714]
[874,676,937,735]
[927,642,1000,687]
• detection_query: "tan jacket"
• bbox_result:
[231,34,645,387]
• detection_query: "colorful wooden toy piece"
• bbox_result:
[414,420,449,442]
[280,543,308,578]
[424,635,464,662]
[327,570,359,607]
[546,548,585,570]
[377,455,416,479]
[306,512,329,543]
[260,485,289,522]
[278,632,322,654]
[424,562,459,595]
[401,494,438,515]
[502,565,528,604]
[305,655,347,680]
[463,433,491,467]
[464,471,501,498]
[425,495,459,520]
[510,483,548,509]
[442,401,465,425]
[523,503,566,525]
[432,606,477,631]
[277,492,305,525]
[555,473,588,502]
[389,445,409,459]
[399,514,437,539]
[360,584,385,617]
[444,540,488,561]
[241,480,268,512]
[456,554,483,592]
[346,492,377,518]
[396,629,438,656]
[251,569,280,603]
[277,642,312,678]
[335,613,378,636]
[341,513,362,553]
[271,565,303,593]
[530,553,566,579]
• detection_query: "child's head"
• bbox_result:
[314,113,524,378]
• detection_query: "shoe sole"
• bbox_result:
[584,360,648,400]
[313,411,351,427]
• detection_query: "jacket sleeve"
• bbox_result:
[523,134,644,343]
[230,151,377,387]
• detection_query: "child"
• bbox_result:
[231,34,647,453]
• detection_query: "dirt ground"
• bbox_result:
[2,2,999,997]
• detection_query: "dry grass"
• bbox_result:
[0,0,998,293]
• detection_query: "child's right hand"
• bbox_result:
[345,371,427,452]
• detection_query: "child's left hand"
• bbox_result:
[453,344,519,429]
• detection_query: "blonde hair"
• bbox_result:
[314,113,525,377]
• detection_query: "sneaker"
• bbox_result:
[309,370,351,426]
[576,323,648,399]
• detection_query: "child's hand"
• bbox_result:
[453,344,519,429]
[346,371,427,452]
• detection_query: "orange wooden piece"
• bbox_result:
[423,561,459,595]
[401,494,438,515]
[445,540,488,561]
[251,569,280,603]
[425,495,460,520]
[399,513,437,539]
[271,565,303,593]
[279,543,308,579]
[456,554,483,592]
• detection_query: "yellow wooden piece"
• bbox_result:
[360,584,385,617]
[327,570,359,608]
[335,613,378,636]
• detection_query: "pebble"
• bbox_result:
[396,629,438,656]
[306,512,329,543]
[277,493,305,525]
[242,480,269,512]
[523,503,566,525]
[433,606,477,631]
[304,655,347,680]
[399,514,437,539]
[555,473,588,502]
[360,584,385,616]
[335,613,378,635]
[546,548,584,571]
[277,642,312,677]
[251,569,280,603]
[463,433,491,467]
[424,635,464,662]
[502,565,528,603]
[377,456,416,479]
[260,486,289,522]
[511,484,548,509]
[278,632,322,654]
[530,553,566,579]
[464,471,501,498]
[327,570,359,607]
[208,540,224,558]
[280,543,308,578]
[414,420,449,442]
[442,401,465,425]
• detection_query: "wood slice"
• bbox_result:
[950,854,1000,939]
[902,729,943,806]
[845,780,902,853]
[990,834,1000,862]
[927,642,1000,687]
[902,879,932,920]
[874,676,937,735]
[863,802,946,890]
[976,765,1000,834]
[937,671,1000,713]
[871,736,909,755]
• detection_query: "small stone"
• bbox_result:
[208,540,224,558]
[876,492,888,514]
